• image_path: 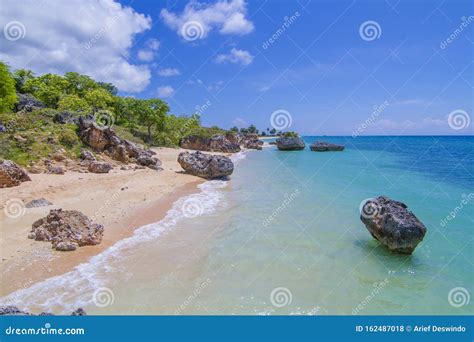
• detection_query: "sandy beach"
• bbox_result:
[0,147,206,297]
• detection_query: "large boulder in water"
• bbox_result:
[180,134,241,153]
[178,151,233,179]
[310,141,344,152]
[276,136,305,151]
[0,160,31,188]
[360,196,427,254]
[28,209,104,251]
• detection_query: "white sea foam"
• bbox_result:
[0,179,231,314]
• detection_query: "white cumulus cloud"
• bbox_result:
[137,38,160,62]
[158,68,181,77]
[160,0,254,40]
[215,48,254,65]
[0,0,152,93]
[157,85,175,97]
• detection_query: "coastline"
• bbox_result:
[0,147,207,297]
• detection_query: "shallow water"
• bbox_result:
[2,136,473,315]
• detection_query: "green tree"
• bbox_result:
[269,128,277,135]
[230,126,238,132]
[64,72,97,96]
[23,73,69,108]
[84,88,114,113]
[0,62,18,113]
[58,94,92,112]
[13,69,35,93]
[97,82,118,95]
[140,98,169,141]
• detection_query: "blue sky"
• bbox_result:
[1,0,472,135]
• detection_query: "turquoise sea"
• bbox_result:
[2,136,473,315]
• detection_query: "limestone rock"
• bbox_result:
[360,196,427,254]
[178,151,233,179]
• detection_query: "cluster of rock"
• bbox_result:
[0,160,31,188]
[178,151,233,179]
[14,93,45,112]
[28,209,104,251]
[180,134,241,153]
[360,196,427,254]
[235,133,264,150]
[180,133,264,153]
[78,116,161,171]
[310,141,344,152]
[274,137,346,152]
[0,306,86,316]
[275,136,306,151]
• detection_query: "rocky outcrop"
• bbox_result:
[53,111,79,125]
[78,116,161,170]
[0,160,31,188]
[360,196,427,254]
[88,161,113,174]
[28,209,104,251]
[276,136,305,151]
[14,93,45,112]
[79,149,96,162]
[180,134,241,153]
[25,198,53,208]
[238,134,263,150]
[178,151,233,179]
[310,141,344,152]
[0,306,86,316]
